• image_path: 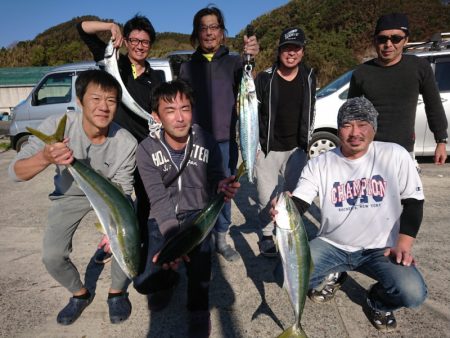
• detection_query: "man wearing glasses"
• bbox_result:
[78,15,165,255]
[179,6,259,263]
[348,13,448,165]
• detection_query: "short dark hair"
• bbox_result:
[75,69,122,103]
[190,5,227,48]
[152,80,194,114]
[124,14,156,43]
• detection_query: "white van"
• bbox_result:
[8,59,172,151]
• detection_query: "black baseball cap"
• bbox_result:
[375,13,409,35]
[278,27,306,48]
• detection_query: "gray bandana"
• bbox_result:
[337,97,378,131]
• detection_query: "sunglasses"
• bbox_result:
[375,35,406,45]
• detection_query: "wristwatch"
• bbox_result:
[436,138,448,144]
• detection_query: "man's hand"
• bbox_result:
[152,252,190,270]
[42,137,74,166]
[384,234,416,266]
[109,23,124,48]
[434,142,447,165]
[243,35,259,58]
[98,234,111,253]
[218,176,241,202]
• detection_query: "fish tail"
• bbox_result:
[277,323,308,338]
[26,114,67,144]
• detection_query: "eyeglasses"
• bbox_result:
[375,35,406,45]
[199,24,221,32]
[127,38,151,47]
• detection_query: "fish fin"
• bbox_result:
[94,222,106,234]
[235,162,246,181]
[277,323,308,338]
[26,114,67,144]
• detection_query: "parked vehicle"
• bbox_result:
[8,59,173,151]
[309,33,450,158]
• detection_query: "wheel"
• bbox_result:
[308,131,340,158]
[15,134,30,152]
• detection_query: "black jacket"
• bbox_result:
[255,63,316,154]
[77,22,164,142]
[136,124,225,238]
[179,45,243,142]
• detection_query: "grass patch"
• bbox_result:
[0,140,11,151]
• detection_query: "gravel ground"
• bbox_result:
[1,149,449,338]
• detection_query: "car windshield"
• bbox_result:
[317,70,353,98]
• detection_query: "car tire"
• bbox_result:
[308,131,340,158]
[15,134,30,152]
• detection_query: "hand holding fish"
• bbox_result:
[269,192,293,222]
[109,23,123,48]
[384,234,416,266]
[98,234,111,254]
[152,251,190,270]
[42,138,74,165]
[243,35,259,58]
[217,176,241,202]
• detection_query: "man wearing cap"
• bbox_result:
[254,27,316,257]
[273,97,427,332]
[348,12,448,165]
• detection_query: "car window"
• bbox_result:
[35,72,72,105]
[434,57,450,92]
[317,70,353,98]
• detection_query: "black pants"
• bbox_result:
[133,211,212,312]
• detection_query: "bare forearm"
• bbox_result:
[14,151,51,181]
[81,21,115,34]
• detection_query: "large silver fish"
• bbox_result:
[26,115,141,278]
[103,40,160,134]
[238,62,259,183]
[275,192,313,338]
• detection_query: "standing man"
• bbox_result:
[78,15,164,243]
[179,6,259,261]
[273,97,427,332]
[348,13,448,165]
[254,27,316,257]
[132,80,240,338]
[8,70,137,325]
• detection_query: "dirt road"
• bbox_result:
[1,149,449,337]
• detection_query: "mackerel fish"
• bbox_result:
[275,192,313,338]
[156,163,245,265]
[103,39,161,134]
[238,61,259,183]
[26,115,141,278]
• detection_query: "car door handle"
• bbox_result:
[66,106,76,112]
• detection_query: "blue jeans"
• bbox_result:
[309,238,427,312]
[214,140,238,233]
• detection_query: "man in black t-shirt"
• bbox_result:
[254,27,316,257]
[78,15,164,262]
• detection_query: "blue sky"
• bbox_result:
[0,0,290,48]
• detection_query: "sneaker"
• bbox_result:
[365,284,397,332]
[308,272,348,303]
[188,310,211,338]
[367,307,397,332]
[107,293,132,324]
[258,238,277,257]
[147,273,180,312]
[217,244,241,262]
[56,295,93,325]
[95,250,112,264]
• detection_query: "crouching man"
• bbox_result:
[272,97,427,332]
[8,70,137,325]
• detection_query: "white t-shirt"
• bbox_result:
[292,141,424,252]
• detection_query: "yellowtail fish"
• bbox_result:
[27,115,140,278]
[275,192,313,338]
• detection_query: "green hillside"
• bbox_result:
[0,1,449,85]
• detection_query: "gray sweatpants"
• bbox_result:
[254,148,307,237]
[42,195,128,293]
